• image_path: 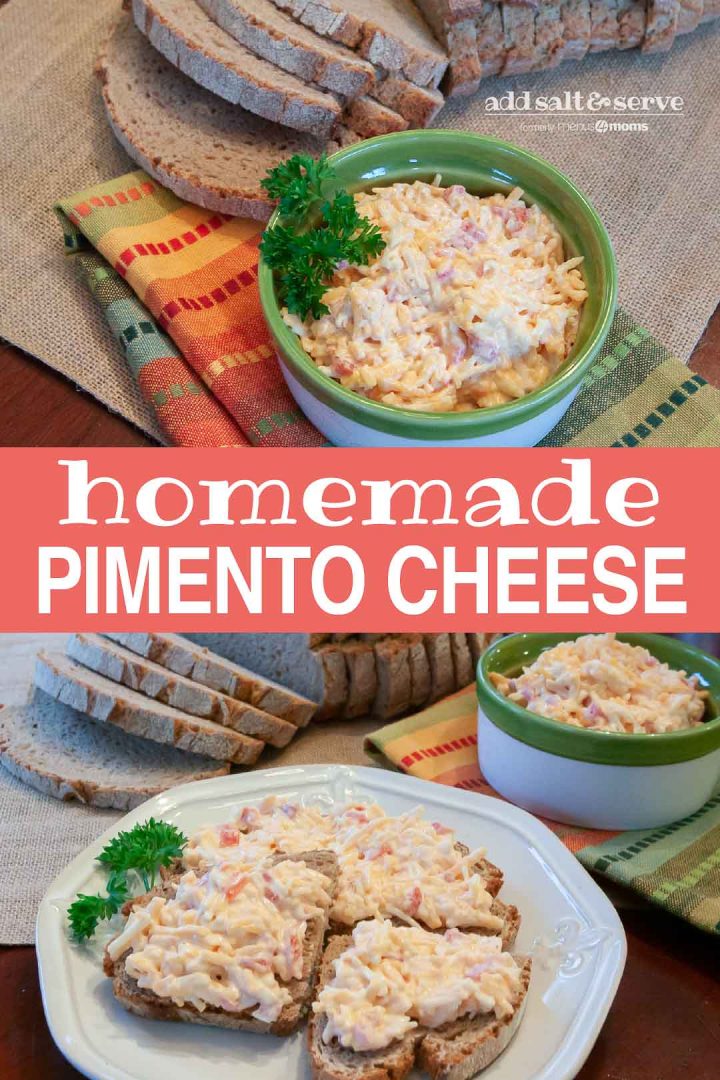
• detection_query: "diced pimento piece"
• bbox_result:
[218,825,240,847]
[225,875,249,901]
[405,885,423,916]
[432,821,452,835]
[368,843,393,860]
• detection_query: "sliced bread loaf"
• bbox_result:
[106,849,338,1035]
[269,0,449,86]
[132,0,341,135]
[67,634,297,747]
[195,0,376,95]
[0,694,229,810]
[98,15,348,220]
[106,632,315,726]
[34,653,264,765]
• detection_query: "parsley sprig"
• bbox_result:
[260,154,386,320]
[68,819,187,942]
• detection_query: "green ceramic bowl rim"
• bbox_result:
[477,633,720,766]
[258,129,618,439]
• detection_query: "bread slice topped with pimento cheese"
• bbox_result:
[183,798,521,949]
[309,920,532,1080]
[104,849,338,1035]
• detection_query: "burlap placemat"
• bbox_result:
[0,634,375,944]
[0,0,718,437]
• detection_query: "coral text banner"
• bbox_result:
[0,448,715,631]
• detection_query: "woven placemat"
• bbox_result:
[0,0,719,436]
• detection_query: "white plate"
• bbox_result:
[37,765,626,1080]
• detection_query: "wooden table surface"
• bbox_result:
[1,304,720,445]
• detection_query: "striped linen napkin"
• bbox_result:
[366,687,720,936]
[56,170,720,448]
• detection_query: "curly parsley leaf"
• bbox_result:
[259,158,386,320]
[260,153,334,219]
[68,820,188,941]
[97,818,187,891]
[67,872,129,942]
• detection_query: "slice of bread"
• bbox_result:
[475,1,505,77]
[67,633,297,748]
[106,849,338,1035]
[0,693,229,810]
[34,653,264,765]
[314,644,350,720]
[132,0,342,136]
[196,0,376,95]
[309,934,422,1080]
[372,73,444,126]
[616,0,646,48]
[341,640,378,719]
[270,0,449,86]
[309,934,531,1080]
[642,0,680,51]
[372,637,412,719]
[423,634,455,703]
[449,633,473,689]
[107,632,316,726]
[98,15,349,221]
[406,633,432,709]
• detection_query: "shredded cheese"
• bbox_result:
[283,180,587,412]
[314,919,522,1052]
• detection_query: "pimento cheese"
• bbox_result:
[106,857,332,1021]
[314,919,522,1052]
[185,798,501,932]
[282,179,587,412]
[490,633,707,734]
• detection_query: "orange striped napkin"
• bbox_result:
[366,688,720,934]
[55,172,325,447]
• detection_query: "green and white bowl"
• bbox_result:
[476,633,720,829]
[259,130,618,448]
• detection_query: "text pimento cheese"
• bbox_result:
[283,179,587,412]
[490,633,707,735]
